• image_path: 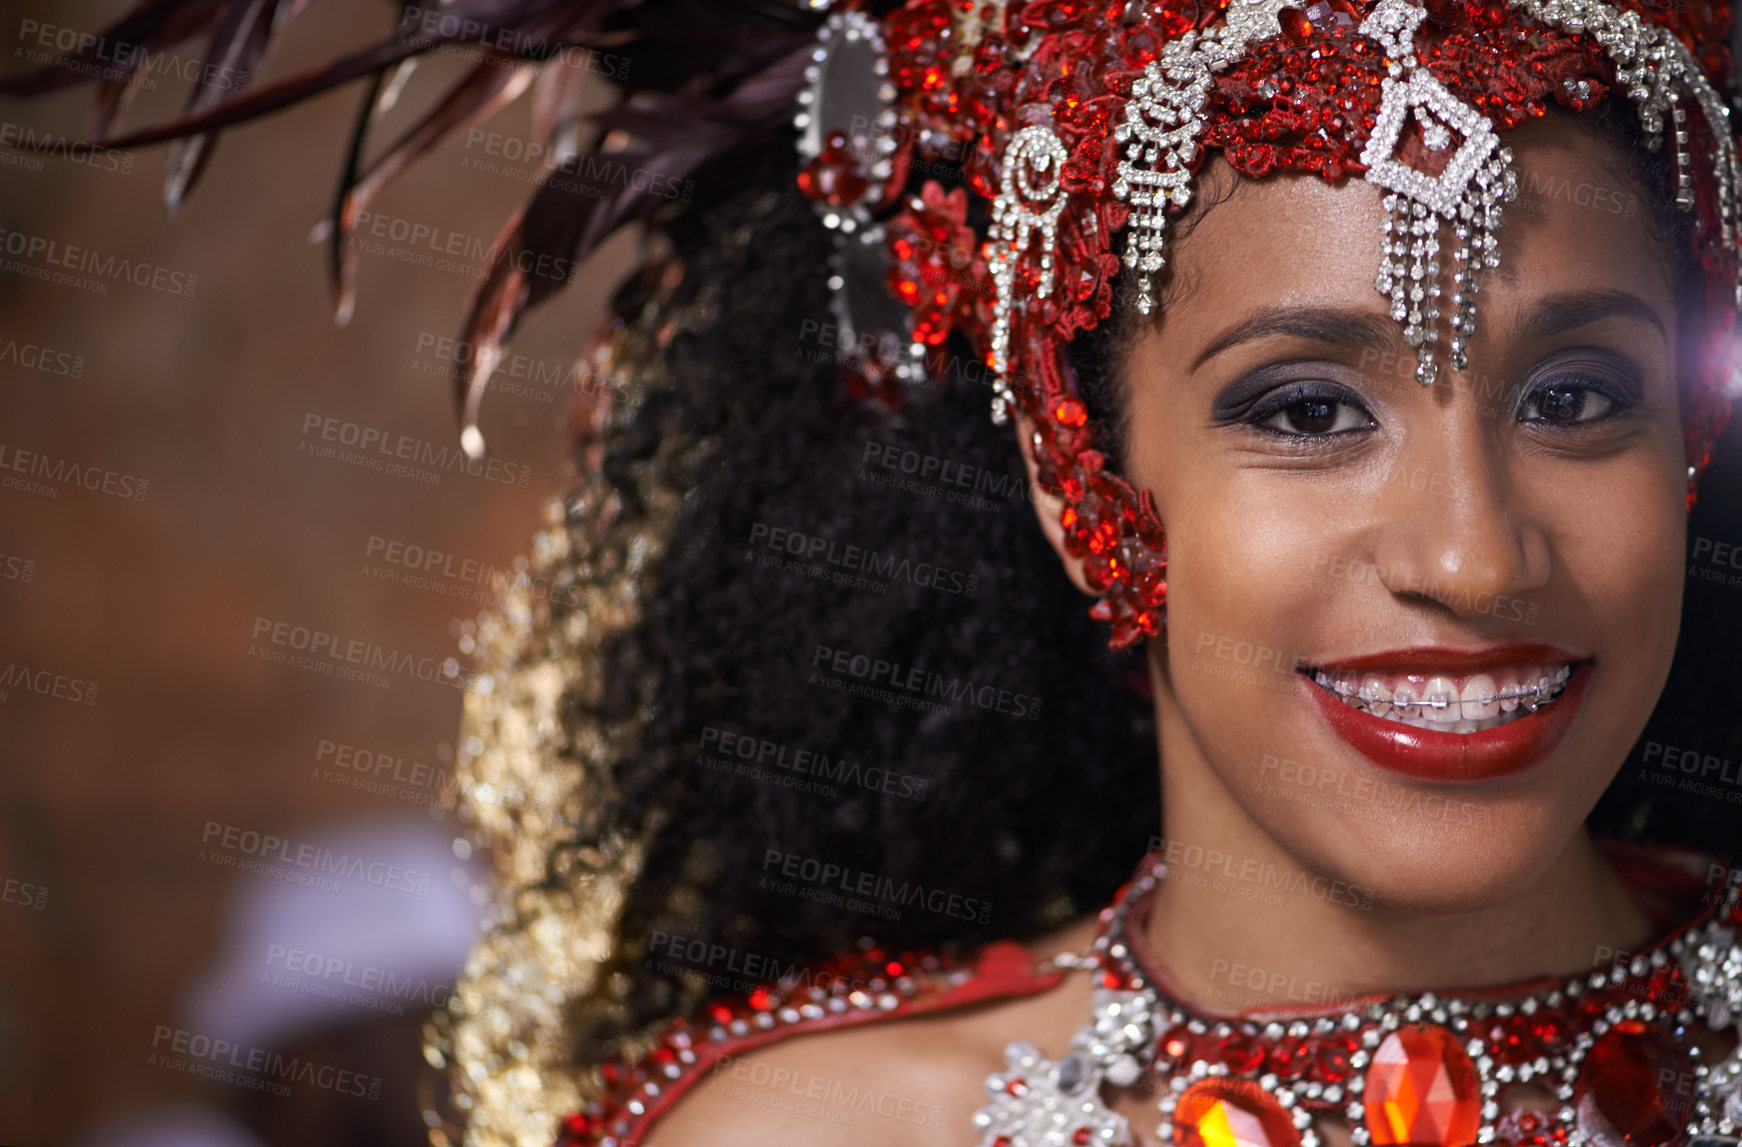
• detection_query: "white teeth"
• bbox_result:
[1307,661,1578,735]
[1423,675,1460,724]
[1461,674,1499,721]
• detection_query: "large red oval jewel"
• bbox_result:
[1574,1020,1693,1147]
[1174,1078,1303,1147]
[1364,1025,1482,1147]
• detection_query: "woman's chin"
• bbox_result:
[1252,797,1580,916]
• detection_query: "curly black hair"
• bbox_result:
[546,148,1158,1062]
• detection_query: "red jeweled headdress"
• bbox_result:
[798,0,1742,649]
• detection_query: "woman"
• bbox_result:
[11,1,1742,1145]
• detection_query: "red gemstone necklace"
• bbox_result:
[972,853,1742,1147]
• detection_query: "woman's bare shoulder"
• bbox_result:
[638,1005,995,1146]
[639,922,1097,1147]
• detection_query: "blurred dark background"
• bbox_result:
[0,1,628,1143]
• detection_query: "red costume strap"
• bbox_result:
[556,938,1062,1147]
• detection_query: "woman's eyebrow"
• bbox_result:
[1188,290,1668,375]
[1190,306,1397,373]
[1513,288,1668,344]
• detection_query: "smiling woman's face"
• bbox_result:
[1115,115,1690,910]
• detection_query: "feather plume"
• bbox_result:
[0,0,823,441]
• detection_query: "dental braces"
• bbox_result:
[1309,669,1571,714]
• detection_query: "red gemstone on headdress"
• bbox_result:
[1173,1078,1303,1147]
[1574,1020,1692,1147]
[796,132,870,208]
[1462,0,1506,29]
[1364,1025,1482,1147]
[1054,397,1088,426]
[1278,7,1312,42]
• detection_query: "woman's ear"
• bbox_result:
[1015,414,1098,597]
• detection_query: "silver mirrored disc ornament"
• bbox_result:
[795,10,925,386]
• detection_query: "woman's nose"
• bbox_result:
[1368,431,1552,618]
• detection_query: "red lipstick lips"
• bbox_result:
[1302,645,1592,783]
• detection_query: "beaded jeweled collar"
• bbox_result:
[975,849,1742,1147]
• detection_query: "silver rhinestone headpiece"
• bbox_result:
[985,0,1742,407]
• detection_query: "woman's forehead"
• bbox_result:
[1150,121,1677,358]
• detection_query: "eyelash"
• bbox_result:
[1242,382,1374,441]
[1516,370,1636,426]
[1238,366,1640,439]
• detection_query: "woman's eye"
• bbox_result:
[1258,396,1370,436]
[1518,382,1616,425]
